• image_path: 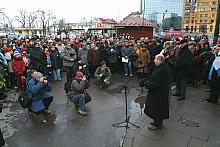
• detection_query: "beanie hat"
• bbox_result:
[5,48,13,52]
[21,48,27,51]
[76,71,84,79]
[14,51,21,57]
[217,39,220,44]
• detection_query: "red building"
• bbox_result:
[114,13,154,39]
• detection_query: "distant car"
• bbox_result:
[7,33,18,40]
[0,32,7,38]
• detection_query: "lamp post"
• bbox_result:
[162,10,168,32]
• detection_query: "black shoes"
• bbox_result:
[172,93,181,96]
[206,98,218,104]
[177,97,185,101]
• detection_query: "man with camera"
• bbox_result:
[140,54,169,130]
[94,61,112,88]
[70,71,90,116]
[27,72,53,115]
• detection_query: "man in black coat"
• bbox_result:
[140,54,169,130]
[173,39,192,101]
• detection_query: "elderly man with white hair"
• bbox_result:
[140,54,170,130]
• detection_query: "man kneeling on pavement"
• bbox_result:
[70,71,89,115]
[27,72,53,115]
[94,61,111,88]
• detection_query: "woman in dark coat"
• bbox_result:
[141,54,169,130]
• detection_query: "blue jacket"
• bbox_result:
[27,78,52,112]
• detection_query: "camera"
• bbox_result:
[163,52,169,57]
[139,78,148,87]
[70,53,75,57]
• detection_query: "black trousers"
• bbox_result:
[0,129,5,146]
[153,119,163,127]
[209,80,220,103]
[65,67,73,82]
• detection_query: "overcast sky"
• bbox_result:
[1,0,140,22]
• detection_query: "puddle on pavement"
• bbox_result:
[114,95,147,142]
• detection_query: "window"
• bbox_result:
[194,26,197,31]
[211,20,214,23]
[210,2,216,5]
[186,26,189,31]
[191,20,194,23]
[211,8,216,11]
[211,14,215,18]
[185,20,189,23]
[200,20,203,23]
[200,14,203,18]
[204,14,208,17]
[191,26,194,32]
[210,25,213,32]
[204,20,207,23]
[195,14,198,17]
[195,20,198,23]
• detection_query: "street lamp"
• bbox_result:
[162,10,168,32]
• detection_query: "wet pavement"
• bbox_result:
[123,83,220,147]
[0,74,143,147]
[2,74,219,147]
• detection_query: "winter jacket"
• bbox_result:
[78,48,89,65]
[61,47,76,67]
[50,49,62,70]
[121,46,134,60]
[4,52,13,73]
[70,78,89,96]
[11,58,25,76]
[27,78,52,112]
[88,48,100,66]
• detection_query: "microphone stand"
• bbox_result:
[113,76,140,129]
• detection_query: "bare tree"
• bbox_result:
[15,9,27,28]
[36,10,56,36]
[27,12,37,35]
[0,8,14,32]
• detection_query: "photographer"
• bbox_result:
[27,72,53,115]
[70,71,89,116]
[140,54,169,130]
[61,43,76,82]
[94,61,112,88]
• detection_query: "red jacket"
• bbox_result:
[12,58,25,76]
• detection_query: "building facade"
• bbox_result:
[115,13,154,39]
[182,0,220,39]
[142,0,184,23]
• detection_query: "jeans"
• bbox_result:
[53,69,61,80]
[123,60,132,75]
[70,94,86,110]
[176,77,187,98]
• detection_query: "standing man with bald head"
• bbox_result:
[140,54,169,130]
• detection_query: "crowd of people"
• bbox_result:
[0,33,220,134]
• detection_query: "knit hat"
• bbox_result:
[14,51,21,57]
[76,71,84,79]
[21,48,27,51]
[5,48,13,52]
[34,72,46,79]
[217,39,220,44]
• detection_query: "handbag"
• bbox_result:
[18,91,32,109]
[84,91,91,104]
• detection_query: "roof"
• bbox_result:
[14,28,43,31]
[115,13,154,27]
[97,18,118,24]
